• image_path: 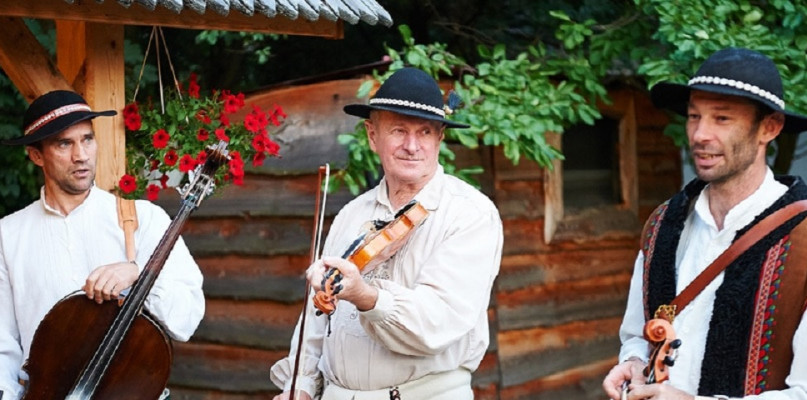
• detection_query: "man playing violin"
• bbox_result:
[602,48,807,400]
[0,90,205,399]
[270,68,503,399]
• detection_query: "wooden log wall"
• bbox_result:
[157,79,681,399]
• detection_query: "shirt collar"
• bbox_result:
[693,168,788,231]
[39,184,98,217]
[376,165,444,213]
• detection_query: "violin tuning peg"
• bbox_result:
[671,339,682,349]
[663,356,676,367]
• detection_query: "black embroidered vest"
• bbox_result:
[640,175,807,396]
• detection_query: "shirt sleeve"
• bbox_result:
[0,232,23,399]
[618,250,650,364]
[136,202,205,342]
[359,207,503,356]
[269,291,325,397]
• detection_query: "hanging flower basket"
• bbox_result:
[118,72,286,201]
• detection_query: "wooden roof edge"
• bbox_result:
[0,0,354,38]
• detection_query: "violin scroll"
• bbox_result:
[642,318,682,384]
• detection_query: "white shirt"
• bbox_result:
[270,167,503,397]
[0,186,205,399]
[619,170,807,399]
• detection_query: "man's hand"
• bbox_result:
[307,256,378,311]
[625,383,695,400]
[602,358,647,399]
[272,390,312,400]
[82,261,139,304]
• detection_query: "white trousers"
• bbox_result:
[321,369,473,400]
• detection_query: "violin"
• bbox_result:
[21,141,229,400]
[620,318,681,400]
[312,200,429,316]
[642,318,681,384]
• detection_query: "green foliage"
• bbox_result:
[0,73,40,216]
[195,31,281,65]
[332,24,609,195]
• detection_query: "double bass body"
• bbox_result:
[22,293,171,399]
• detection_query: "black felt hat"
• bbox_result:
[4,90,117,146]
[650,47,807,134]
[344,67,469,128]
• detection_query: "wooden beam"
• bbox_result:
[0,0,343,38]
[57,21,127,192]
[0,17,72,103]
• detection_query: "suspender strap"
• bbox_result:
[116,196,138,263]
[656,199,807,321]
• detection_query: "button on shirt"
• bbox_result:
[619,169,807,399]
[0,187,205,399]
[270,167,503,397]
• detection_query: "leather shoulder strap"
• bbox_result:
[659,199,807,321]
[116,196,138,263]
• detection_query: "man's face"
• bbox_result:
[685,90,781,185]
[28,120,97,196]
[366,111,445,188]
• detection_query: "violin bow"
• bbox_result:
[289,164,329,400]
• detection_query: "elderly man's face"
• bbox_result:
[28,120,97,196]
[366,111,445,189]
[685,90,782,185]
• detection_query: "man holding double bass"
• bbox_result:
[602,48,807,400]
[0,90,205,399]
[270,68,503,399]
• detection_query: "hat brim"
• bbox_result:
[650,82,807,134]
[3,109,117,146]
[344,104,470,129]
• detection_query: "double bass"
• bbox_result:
[21,141,230,400]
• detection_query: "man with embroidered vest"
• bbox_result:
[602,48,807,400]
[0,90,205,399]
[269,68,503,399]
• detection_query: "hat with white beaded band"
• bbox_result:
[650,47,807,134]
[344,67,469,128]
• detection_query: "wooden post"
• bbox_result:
[0,17,72,103]
[57,20,126,192]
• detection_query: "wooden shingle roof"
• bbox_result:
[74,0,393,26]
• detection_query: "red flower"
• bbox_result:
[179,154,197,173]
[252,151,266,167]
[273,104,287,119]
[222,93,242,114]
[159,174,169,189]
[219,112,231,127]
[247,105,269,131]
[146,184,161,201]
[152,129,170,149]
[123,102,139,117]
[195,110,212,124]
[125,112,142,131]
[251,133,267,152]
[197,150,208,164]
[232,173,244,185]
[164,149,178,166]
[197,128,209,142]
[118,174,137,194]
[188,73,200,99]
[265,138,280,156]
[244,113,262,133]
[214,128,229,142]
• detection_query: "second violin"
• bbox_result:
[313,201,429,316]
